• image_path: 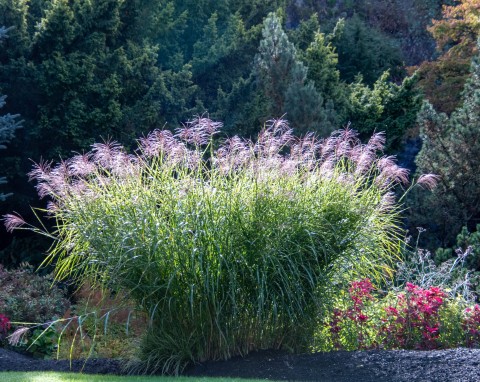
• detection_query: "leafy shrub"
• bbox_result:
[7,117,425,373]
[20,327,58,359]
[0,264,70,325]
[317,279,479,351]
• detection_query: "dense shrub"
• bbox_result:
[0,264,69,325]
[6,117,428,373]
[317,279,479,351]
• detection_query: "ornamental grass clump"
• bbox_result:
[5,117,422,373]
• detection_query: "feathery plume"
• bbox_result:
[69,154,96,176]
[416,174,440,191]
[8,327,29,346]
[92,140,123,169]
[3,213,26,232]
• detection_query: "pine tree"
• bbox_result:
[254,13,328,135]
[412,42,480,246]
[288,13,320,52]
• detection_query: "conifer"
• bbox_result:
[413,41,480,245]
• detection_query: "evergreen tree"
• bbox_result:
[288,13,320,52]
[348,71,422,150]
[303,31,349,125]
[0,94,21,201]
[412,43,480,246]
[0,0,200,156]
[254,13,328,135]
[331,14,404,85]
[0,27,21,201]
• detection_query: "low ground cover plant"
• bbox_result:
[0,264,69,325]
[5,117,434,373]
[0,264,69,357]
[317,278,480,351]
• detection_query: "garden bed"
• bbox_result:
[2,347,480,382]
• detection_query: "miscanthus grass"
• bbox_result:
[5,118,436,374]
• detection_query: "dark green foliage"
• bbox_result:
[22,327,58,359]
[214,74,267,138]
[411,45,480,246]
[0,27,21,202]
[0,93,21,202]
[348,72,423,150]
[435,225,480,272]
[254,13,330,135]
[331,14,405,85]
[290,0,443,66]
[303,30,349,126]
[2,0,197,157]
[191,12,254,109]
[0,0,199,222]
[288,13,320,51]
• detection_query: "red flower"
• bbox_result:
[0,314,11,335]
[385,306,398,316]
[357,314,369,322]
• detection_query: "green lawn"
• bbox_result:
[0,373,270,382]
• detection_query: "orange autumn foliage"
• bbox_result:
[414,0,480,114]
[429,0,480,54]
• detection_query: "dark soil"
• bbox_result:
[2,347,480,381]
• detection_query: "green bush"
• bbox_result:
[315,279,473,352]
[7,118,416,373]
[0,264,69,325]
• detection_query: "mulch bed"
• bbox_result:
[2,347,480,381]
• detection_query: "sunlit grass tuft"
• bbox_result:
[6,117,426,374]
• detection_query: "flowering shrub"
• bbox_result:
[0,314,11,343]
[319,279,480,351]
[381,283,446,349]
